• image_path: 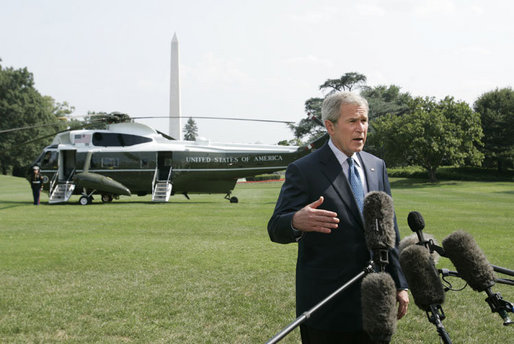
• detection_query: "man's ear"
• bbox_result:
[325,120,335,136]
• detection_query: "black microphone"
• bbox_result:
[407,211,446,258]
[363,191,396,271]
[400,244,452,343]
[361,272,397,344]
[407,211,425,243]
[442,231,513,325]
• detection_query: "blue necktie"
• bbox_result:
[347,157,364,212]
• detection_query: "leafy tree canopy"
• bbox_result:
[0,61,73,175]
[289,73,368,143]
[319,72,367,94]
[289,74,414,145]
[369,96,484,181]
[360,84,412,120]
[473,87,514,171]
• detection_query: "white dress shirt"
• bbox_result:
[328,139,368,194]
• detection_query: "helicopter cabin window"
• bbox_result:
[41,151,58,169]
[101,157,119,168]
[92,133,152,147]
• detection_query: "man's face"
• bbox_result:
[325,103,368,157]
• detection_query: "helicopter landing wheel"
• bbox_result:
[224,193,238,203]
[101,194,113,203]
[79,196,90,206]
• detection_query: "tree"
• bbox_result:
[369,97,484,182]
[287,97,325,143]
[360,85,412,120]
[183,117,198,141]
[360,85,413,158]
[473,87,514,171]
[289,73,368,144]
[0,62,71,175]
[319,72,367,94]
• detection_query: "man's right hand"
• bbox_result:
[292,196,339,234]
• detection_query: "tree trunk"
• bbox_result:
[498,158,503,172]
[428,167,438,183]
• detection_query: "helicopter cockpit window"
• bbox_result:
[92,133,152,147]
[41,151,58,169]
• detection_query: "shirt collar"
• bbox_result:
[328,139,361,168]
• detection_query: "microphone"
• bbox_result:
[361,272,397,344]
[442,231,494,291]
[363,191,396,271]
[442,231,513,325]
[400,244,452,343]
[407,211,425,243]
[407,211,446,257]
[400,245,445,311]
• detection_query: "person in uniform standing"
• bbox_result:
[30,166,44,205]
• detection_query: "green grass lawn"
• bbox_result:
[0,175,513,343]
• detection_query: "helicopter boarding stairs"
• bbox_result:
[152,166,173,202]
[48,171,76,204]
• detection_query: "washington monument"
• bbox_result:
[169,33,181,140]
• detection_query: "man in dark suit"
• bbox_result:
[268,92,409,343]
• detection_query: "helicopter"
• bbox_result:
[28,114,327,205]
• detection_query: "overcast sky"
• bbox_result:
[1,0,512,144]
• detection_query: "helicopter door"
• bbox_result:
[157,152,173,181]
[58,149,77,182]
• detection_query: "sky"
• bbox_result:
[1,0,513,144]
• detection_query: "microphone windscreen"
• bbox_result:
[407,211,425,232]
[400,245,445,311]
[363,191,395,250]
[399,233,440,264]
[442,231,495,292]
[361,272,397,343]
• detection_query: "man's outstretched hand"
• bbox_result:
[292,196,339,234]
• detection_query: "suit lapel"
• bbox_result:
[318,144,363,227]
[357,152,379,192]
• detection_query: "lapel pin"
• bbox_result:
[370,168,375,172]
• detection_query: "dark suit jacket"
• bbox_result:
[268,142,408,331]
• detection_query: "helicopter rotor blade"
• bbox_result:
[0,122,65,134]
[129,116,295,124]
[4,113,296,144]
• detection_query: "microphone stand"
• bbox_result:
[440,269,514,286]
[265,261,375,344]
[492,265,514,277]
[439,269,514,325]
[484,288,513,326]
[426,305,452,344]
[416,239,447,258]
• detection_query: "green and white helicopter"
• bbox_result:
[27,114,326,205]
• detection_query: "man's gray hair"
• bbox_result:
[321,92,369,123]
